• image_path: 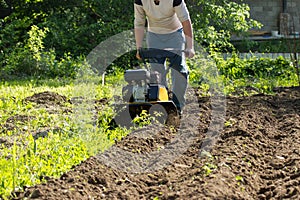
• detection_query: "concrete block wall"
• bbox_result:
[287,0,300,33]
[240,0,300,33]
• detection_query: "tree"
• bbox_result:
[0,0,12,18]
[188,0,261,52]
[0,0,261,78]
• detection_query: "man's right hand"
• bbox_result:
[185,48,195,58]
[136,49,142,60]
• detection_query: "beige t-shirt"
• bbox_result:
[134,0,190,34]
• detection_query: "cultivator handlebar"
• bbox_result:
[138,48,186,62]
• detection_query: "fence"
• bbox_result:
[222,53,300,60]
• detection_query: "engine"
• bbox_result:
[122,69,169,103]
[122,69,150,102]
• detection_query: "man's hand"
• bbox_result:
[136,49,142,60]
[185,48,195,58]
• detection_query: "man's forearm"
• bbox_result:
[182,19,194,50]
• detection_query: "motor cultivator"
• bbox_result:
[113,48,182,127]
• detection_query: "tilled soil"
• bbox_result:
[13,87,300,200]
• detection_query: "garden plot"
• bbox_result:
[12,86,300,200]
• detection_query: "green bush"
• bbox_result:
[188,51,298,94]
[0,25,82,79]
[218,53,294,80]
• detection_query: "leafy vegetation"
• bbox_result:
[188,52,298,95]
[219,54,298,94]
[0,132,88,198]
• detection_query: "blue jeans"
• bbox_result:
[146,28,189,110]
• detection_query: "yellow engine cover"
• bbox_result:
[158,86,169,101]
[148,85,169,101]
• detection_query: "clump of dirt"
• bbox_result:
[2,115,35,131]
[31,127,61,140]
[11,87,300,200]
[24,91,69,106]
[24,91,72,114]
[1,91,108,134]
[0,92,68,149]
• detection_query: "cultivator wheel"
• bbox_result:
[112,101,180,128]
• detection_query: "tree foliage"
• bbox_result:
[0,0,260,78]
[188,0,261,51]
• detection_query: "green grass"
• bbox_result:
[0,75,128,199]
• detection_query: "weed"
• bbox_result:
[202,162,217,176]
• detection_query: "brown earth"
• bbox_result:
[11,86,300,199]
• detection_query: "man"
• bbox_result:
[134,0,195,115]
